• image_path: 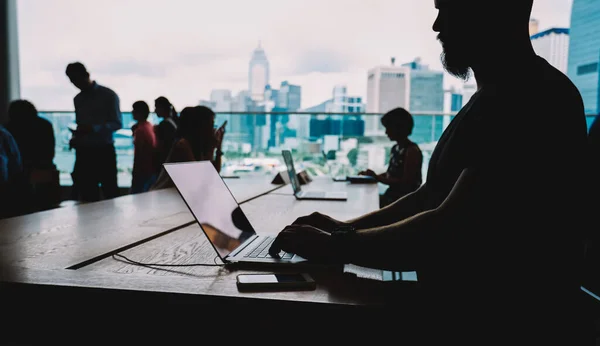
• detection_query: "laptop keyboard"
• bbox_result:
[243,236,294,260]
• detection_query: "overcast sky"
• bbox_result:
[17,0,573,111]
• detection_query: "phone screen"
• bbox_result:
[215,121,227,130]
[237,274,307,284]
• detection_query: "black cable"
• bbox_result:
[112,253,225,267]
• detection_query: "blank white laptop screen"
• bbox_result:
[163,161,256,259]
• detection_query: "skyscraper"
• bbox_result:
[366,61,410,114]
[531,28,570,74]
[366,59,410,135]
[268,81,301,147]
[326,85,365,113]
[248,42,270,102]
[278,81,302,111]
[209,89,233,112]
[402,58,444,113]
[402,58,444,144]
[567,0,600,114]
[308,85,365,139]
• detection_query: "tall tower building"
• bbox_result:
[328,85,364,113]
[366,60,410,136]
[209,89,233,112]
[402,58,444,114]
[248,42,270,102]
[567,0,600,114]
[366,58,410,114]
[402,58,444,144]
[531,28,570,74]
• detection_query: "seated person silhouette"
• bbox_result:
[268,0,590,344]
[151,106,225,190]
[6,100,59,211]
[0,125,27,218]
[5,100,56,174]
[358,107,423,208]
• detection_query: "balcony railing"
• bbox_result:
[38,111,599,188]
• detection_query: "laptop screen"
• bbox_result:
[282,150,301,194]
[164,161,257,259]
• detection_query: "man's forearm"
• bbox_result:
[346,184,427,229]
[346,208,443,272]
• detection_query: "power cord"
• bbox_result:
[112,253,225,267]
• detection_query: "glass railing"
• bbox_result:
[38,111,599,188]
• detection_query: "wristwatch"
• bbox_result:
[330,225,357,264]
[331,225,356,237]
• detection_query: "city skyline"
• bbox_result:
[17,0,573,111]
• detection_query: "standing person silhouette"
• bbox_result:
[153,96,179,175]
[66,62,122,202]
[130,101,157,194]
[269,0,590,343]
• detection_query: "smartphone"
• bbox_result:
[214,120,227,130]
[236,273,316,291]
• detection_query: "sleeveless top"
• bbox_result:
[384,140,423,199]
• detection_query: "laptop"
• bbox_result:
[163,161,306,265]
[282,150,347,201]
[322,151,376,184]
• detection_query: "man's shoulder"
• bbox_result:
[35,116,52,126]
[475,66,582,118]
[407,142,423,155]
[74,91,84,103]
[95,84,119,98]
[139,122,155,134]
[535,60,582,104]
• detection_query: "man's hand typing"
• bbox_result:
[268,224,343,264]
[290,212,348,234]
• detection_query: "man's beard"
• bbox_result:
[440,48,471,81]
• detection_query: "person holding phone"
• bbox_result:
[151,106,225,190]
[153,96,179,174]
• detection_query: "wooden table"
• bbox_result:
[0,175,422,342]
